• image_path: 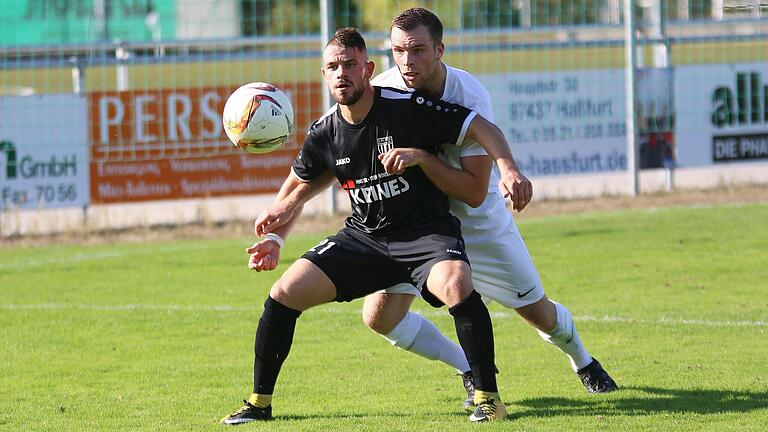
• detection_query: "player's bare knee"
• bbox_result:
[364,314,396,335]
[362,293,413,334]
[268,279,295,305]
[517,296,557,332]
[362,305,406,335]
[361,307,381,332]
[362,297,384,332]
[427,261,472,306]
[444,274,474,305]
[444,280,472,306]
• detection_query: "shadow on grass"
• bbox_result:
[513,386,768,418]
[216,386,767,423]
[271,409,463,421]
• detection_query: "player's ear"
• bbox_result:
[435,42,445,60]
[365,60,375,79]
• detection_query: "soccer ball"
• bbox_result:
[222,82,294,154]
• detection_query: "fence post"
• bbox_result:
[321,0,337,215]
[70,56,83,95]
[115,44,131,92]
[624,0,639,196]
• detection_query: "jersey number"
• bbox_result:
[309,239,336,255]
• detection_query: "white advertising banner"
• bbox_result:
[675,62,768,167]
[0,94,90,210]
[480,70,629,176]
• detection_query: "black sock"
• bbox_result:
[448,290,498,393]
[252,296,302,395]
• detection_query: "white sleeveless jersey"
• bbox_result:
[372,65,512,238]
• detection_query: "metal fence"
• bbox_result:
[1,1,767,216]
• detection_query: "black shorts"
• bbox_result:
[301,227,469,302]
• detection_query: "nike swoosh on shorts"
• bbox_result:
[517,286,536,298]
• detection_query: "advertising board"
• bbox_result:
[675,63,768,167]
[88,83,321,203]
[0,94,89,210]
[480,70,629,176]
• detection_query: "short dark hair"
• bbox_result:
[392,7,443,44]
[326,27,367,51]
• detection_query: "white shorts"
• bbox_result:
[383,218,544,309]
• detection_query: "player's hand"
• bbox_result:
[378,148,426,175]
[246,239,281,271]
[254,202,295,237]
[497,159,533,212]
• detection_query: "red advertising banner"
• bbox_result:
[87,83,322,203]
[90,153,294,203]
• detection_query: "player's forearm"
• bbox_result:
[283,171,335,208]
[467,116,519,171]
[268,172,335,239]
[418,153,490,208]
[273,175,312,213]
[267,205,303,239]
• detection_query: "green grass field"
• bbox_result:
[2,203,767,431]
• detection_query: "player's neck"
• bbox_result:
[422,62,447,99]
[339,85,375,124]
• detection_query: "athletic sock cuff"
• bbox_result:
[447,290,484,317]
[263,296,302,321]
[473,390,501,404]
[384,312,422,350]
[248,393,273,408]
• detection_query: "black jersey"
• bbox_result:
[292,86,477,236]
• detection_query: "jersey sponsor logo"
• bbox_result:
[347,176,410,204]
[377,136,394,155]
[335,157,351,166]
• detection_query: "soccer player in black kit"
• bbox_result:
[222,27,530,424]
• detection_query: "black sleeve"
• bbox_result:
[409,90,477,147]
[292,122,329,181]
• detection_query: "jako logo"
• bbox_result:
[336,157,351,166]
[0,141,16,179]
[712,71,768,128]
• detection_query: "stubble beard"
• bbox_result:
[333,85,364,106]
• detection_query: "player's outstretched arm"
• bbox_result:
[379,149,491,208]
[466,115,533,211]
[254,171,335,237]
[248,172,335,271]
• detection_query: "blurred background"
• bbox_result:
[1,0,767,235]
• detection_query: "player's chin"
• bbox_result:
[403,75,420,87]
[333,89,352,102]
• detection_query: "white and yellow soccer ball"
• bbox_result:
[222,82,294,154]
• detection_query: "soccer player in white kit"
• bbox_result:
[363,8,618,408]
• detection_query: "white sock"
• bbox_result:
[537,301,593,371]
[383,311,470,374]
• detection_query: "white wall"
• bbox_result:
[4,162,767,237]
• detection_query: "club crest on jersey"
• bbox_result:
[376,136,394,155]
